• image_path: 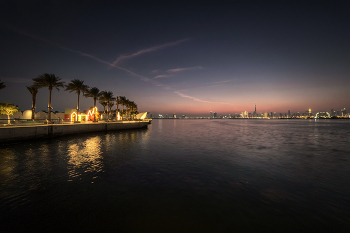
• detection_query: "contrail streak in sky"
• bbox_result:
[3,24,228,105]
[1,24,169,87]
[111,38,189,66]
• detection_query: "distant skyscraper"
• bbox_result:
[213,112,217,118]
[173,113,176,118]
[342,108,346,115]
[253,103,257,118]
[288,110,290,116]
[210,111,213,118]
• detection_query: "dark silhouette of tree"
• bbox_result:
[33,73,65,123]
[65,79,89,113]
[26,85,38,120]
[129,101,138,119]
[118,96,127,119]
[0,80,5,90]
[100,91,115,120]
[98,98,107,119]
[108,101,114,119]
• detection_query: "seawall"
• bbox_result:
[0,121,149,142]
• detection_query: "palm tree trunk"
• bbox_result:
[103,105,106,120]
[32,95,36,120]
[116,97,119,116]
[122,104,124,120]
[7,115,10,125]
[93,98,96,122]
[77,92,80,113]
[48,89,52,122]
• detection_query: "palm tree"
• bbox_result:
[84,87,101,121]
[26,85,38,120]
[98,98,107,119]
[129,101,138,119]
[0,80,5,90]
[118,96,126,119]
[65,79,89,114]
[124,99,131,119]
[108,101,114,119]
[100,91,115,120]
[33,73,65,123]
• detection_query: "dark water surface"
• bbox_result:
[1,119,350,232]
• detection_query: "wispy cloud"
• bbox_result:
[111,38,189,66]
[174,91,234,105]
[153,74,172,79]
[167,66,203,73]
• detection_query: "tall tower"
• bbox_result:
[255,103,256,113]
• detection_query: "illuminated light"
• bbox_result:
[136,112,148,120]
[71,111,89,122]
[71,112,78,122]
[87,107,99,121]
[117,112,121,120]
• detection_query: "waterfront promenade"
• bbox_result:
[0,120,149,142]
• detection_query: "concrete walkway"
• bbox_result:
[0,121,149,142]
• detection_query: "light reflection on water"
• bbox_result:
[67,136,103,179]
[0,120,349,232]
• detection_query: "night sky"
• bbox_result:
[0,1,349,116]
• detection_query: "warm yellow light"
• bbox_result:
[71,112,77,121]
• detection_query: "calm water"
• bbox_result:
[1,119,350,232]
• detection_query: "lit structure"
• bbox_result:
[315,112,331,118]
[70,111,87,121]
[135,112,149,120]
[86,107,99,121]
[65,107,99,122]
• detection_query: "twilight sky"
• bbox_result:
[0,1,349,116]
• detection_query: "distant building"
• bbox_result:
[253,103,257,118]
[341,108,346,116]
[213,112,217,118]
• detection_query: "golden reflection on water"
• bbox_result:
[0,148,17,183]
[67,136,103,179]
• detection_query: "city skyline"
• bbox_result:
[1,1,349,115]
[151,104,348,118]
